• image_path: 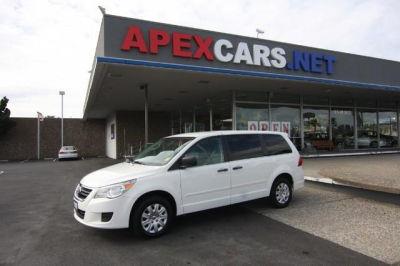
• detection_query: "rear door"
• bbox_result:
[179,136,231,214]
[225,134,273,204]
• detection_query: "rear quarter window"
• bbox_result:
[261,134,292,155]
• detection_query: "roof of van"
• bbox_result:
[167,130,288,138]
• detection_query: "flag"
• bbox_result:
[37,112,44,122]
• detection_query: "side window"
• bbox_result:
[262,134,292,155]
[226,134,263,161]
[184,137,225,167]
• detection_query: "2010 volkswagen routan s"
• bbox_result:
[73,131,304,237]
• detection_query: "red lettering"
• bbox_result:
[193,35,214,61]
[121,26,148,53]
[172,32,192,58]
[149,28,170,54]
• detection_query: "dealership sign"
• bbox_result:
[121,26,336,75]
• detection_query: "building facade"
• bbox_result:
[84,15,400,159]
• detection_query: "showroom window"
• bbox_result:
[271,105,301,149]
[303,107,330,152]
[235,103,268,130]
[378,111,398,148]
[357,110,378,149]
[331,108,354,150]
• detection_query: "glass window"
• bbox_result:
[357,110,378,149]
[271,105,301,149]
[135,137,194,165]
[261,134,292,155]
[303,107,330,152]
[236,103,268,130]
[184,137,225,167]
[226,134,263,161]
[331,108,354,150]
[379,111,398,148]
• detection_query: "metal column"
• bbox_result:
[328,98,332,141]
[144,85,149,145]
[267,92,272,126]
[60,93,64,147]
[193,108,196,132]
[354,103,358,149]
[209,107,213,131]
[300,95,304,150]
[232,91,236,130]
[397,102,400,148]
[377,105,380,149]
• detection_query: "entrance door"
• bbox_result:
[179,136,231,213]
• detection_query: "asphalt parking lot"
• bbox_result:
[0,158,398,265]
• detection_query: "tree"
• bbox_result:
[0,97,15,136]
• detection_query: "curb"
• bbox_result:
[305,176,400,195]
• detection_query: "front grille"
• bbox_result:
[76,208,85,219]
[76,184,92,200]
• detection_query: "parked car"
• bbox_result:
[73,131,304,237]
[344,131,396,148]
[58,146,79,160]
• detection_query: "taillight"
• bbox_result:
[298,157,303,167]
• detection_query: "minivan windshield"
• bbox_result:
[134,137,195,166]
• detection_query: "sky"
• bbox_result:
[1,0,399,118]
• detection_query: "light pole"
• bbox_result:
[256,28,264,38]
[59,91,65,147]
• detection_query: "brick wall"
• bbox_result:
[0,118,105,160]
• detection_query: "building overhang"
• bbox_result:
[83,15,400,119]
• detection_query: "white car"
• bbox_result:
[59,146,79,160]
[73,131,304,237]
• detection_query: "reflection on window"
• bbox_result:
[331,109,354,150]
[379,111,398,148]
[236,103,268,130]
[184,137,224,167]
[303,107,330,152]
[357,110,378,149]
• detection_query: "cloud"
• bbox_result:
[0,0,399,118]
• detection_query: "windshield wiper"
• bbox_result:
[133,160,146,165]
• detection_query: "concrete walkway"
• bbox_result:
[304,154,400,194]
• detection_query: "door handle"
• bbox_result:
[217,168,228,173]
[232,166,243,170]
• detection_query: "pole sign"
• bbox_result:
[121,26,336,75]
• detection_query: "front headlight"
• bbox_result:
[94,179,136,199]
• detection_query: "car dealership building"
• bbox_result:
[84,14,400,159]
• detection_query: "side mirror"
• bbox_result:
[180,155,197,169]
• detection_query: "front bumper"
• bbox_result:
[73,190,136,229]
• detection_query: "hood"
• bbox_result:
[80,162,162,188]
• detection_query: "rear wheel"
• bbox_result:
[131,195,173,237]
[269,177,292,208]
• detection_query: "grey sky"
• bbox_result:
[1,0,399,118]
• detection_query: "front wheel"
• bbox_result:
[131,195,173,237]
[269,177,292,208]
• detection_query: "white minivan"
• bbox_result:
[73,131,304,237]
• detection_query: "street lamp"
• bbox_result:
[59,91,65,148]
[256,28,264,38]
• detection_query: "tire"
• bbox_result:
[131,195,173,238]
[269,177,293,208]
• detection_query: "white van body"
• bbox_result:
[73,131,304,235]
